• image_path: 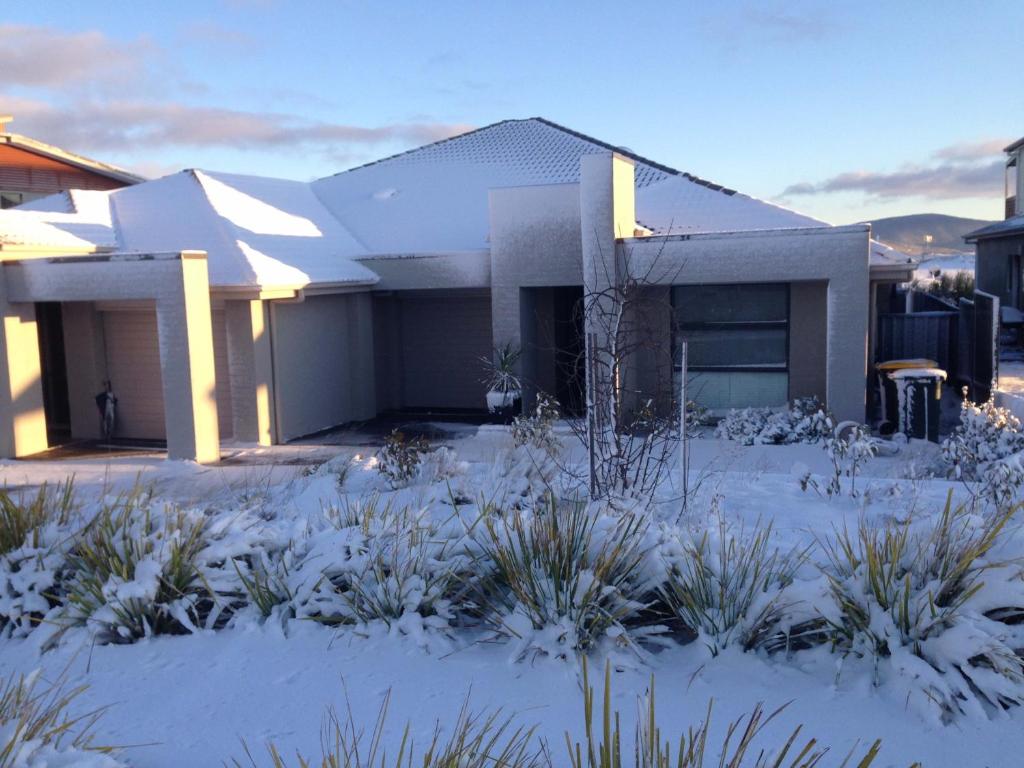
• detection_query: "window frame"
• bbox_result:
[671,283,791,374]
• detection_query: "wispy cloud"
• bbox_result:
[6,96,472,153]
[0,23,472,165]
[700,3,837,44]
[0,24,168,94]
[782,138,1011,201]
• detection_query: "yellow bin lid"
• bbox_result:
[877,358,939,371]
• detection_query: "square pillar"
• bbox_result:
[0,272,48,457]
[224,299,276,445]
[826,275,870,423]
[155,252,220,462]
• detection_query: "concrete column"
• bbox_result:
[155,252,220,462]
[580,152,636,439]
[825,275,870,422]
[62,302,107,440]
[0,271,48,457]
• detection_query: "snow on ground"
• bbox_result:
[1,428,1022,767]
[914,252,974,281]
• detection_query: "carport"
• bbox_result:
[0,250,221,462]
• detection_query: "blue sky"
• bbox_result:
[3,0,1022,223]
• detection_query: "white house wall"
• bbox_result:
[270,292,375,441]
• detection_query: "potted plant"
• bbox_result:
[480,342,522,422]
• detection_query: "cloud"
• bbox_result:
[5,96,473,154]
[931,138,1011,162]
[178,20,258,51]
[782,138,1010,201]
[0,24,160,93]
[701,4,837,44]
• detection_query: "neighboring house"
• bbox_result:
[0,117,913,461]
[0,115,142,209]
[968,136,1024,310]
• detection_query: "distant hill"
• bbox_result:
[855,213,995,255]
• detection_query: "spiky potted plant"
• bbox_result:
[481,342,522,422]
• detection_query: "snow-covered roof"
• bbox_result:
[0,189,118,250]
[964,214,1024,242]
[0,116,910,285]
[311,117,828,252]
[0,170,377,290]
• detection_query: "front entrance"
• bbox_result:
[552,286,584,415]
[35,302,71,443]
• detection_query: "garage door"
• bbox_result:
[101,308,233,441]
[398,292,492,410]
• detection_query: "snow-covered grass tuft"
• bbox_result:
[476,498,656,660]
[1,669,124,767]
[657,517,807,656]
[0,480,75,555]
[233,689,545,768]
[63,489,212,643]
[821,492,1024,719]
[716,397,833,447]
[567,658,903,768]
[0,482,79,639]
[291,496,474,650]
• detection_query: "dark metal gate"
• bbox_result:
[958,291,999,402]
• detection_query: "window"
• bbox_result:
[672,284,789,410]
[0,191,45,209]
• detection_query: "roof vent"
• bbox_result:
[0,115,11,133]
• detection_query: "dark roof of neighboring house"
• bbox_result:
[0,131,145,185]
[1006,136,1024,153]
[964,214,1024,242]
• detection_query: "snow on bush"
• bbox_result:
[376,429,428,488]
[821,494,1024,720]
[475,499,658,661]
[289,495,474,651]
[62,490,215,643]
[0,483,78,639]
[942,394,1024,508]
[657,516,808,656]
[716,397,833,446]
[511,392,561,455]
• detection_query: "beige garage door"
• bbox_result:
[101,308,233,441]
[399,292,493,410]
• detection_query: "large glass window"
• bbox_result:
[672,284,789,410]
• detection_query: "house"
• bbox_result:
[0,115,142,209]
[967,136,1024,310]
[0,118,913,461]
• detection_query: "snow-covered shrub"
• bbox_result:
[716,397,833,446]
[476,499,655,660]
[417,445,466,486]
[1,670,125,767]
[63,493,212,643]
[942,394,1024,508]
[511,392,561,454]
[0,482,78,639]
[824,424,877,498]
[290,496,473,649]
[821,495,1024,719]
[0,481,75,555]
[657,519,806,656]
[376,429,428,488]
[231,549,294,620]
[456,444,560,511]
